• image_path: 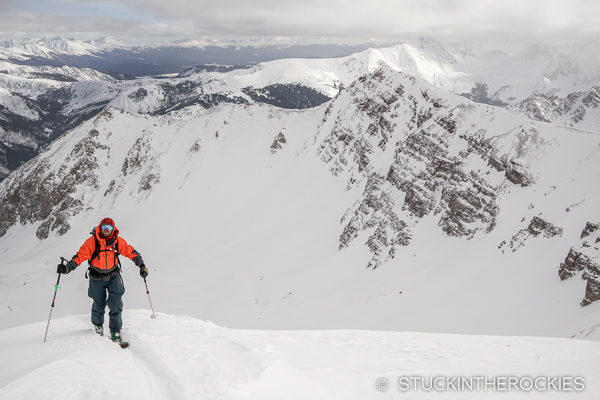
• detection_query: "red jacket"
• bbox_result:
[73,221,139,274]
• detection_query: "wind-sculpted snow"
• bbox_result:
[3,311,600,399]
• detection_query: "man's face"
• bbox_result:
[101,224,113,237]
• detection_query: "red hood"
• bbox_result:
[95,217,119,242]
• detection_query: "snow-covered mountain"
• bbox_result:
[2,37,600,181]
[0,39,472,181]
[1,66,599,341]
[0,37,104,60]
[0,58,331,181]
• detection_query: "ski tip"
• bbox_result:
[119,341,129,349]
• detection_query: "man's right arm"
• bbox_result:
[72,236,95,266]
[57,237,96,274]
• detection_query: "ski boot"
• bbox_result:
[110,331,129,348]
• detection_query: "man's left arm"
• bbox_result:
[118,237,148,277]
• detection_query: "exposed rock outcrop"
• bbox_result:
[500,216,563,253]
[339,173,411,269]
[488,155,534,186]
[581,222,599,239]
[516,86,600,131]
[0,126,107,239]
[317,67,538,267]
[270,132,287,154]
[0,108,165,239]
[558,222,600,306]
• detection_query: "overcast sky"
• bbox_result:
[1,0,599,43]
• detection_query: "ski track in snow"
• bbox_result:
[125,331,189,400]
[1,310,600,399]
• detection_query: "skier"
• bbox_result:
[57,217,148,342]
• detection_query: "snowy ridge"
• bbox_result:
[0,61,118,85]
[0,87,39,119]
[1,310,599,400]
[188,38,600,105]
[0,37,106,60]
[3,36,600,104]
[0,59,329,180]
[516,86,600,132]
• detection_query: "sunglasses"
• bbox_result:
[101,224,114,231]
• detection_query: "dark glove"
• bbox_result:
[57,260,77,274]
[139,265,149,278]
[133,253,145,267]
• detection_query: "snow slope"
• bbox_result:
[1,310,598,399]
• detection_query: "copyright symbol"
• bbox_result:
[375,377,389,391]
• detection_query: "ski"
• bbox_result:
[114,339,129,349]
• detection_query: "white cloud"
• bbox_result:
[1,0,599,42]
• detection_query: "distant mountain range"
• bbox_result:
[0,36,379,76]
[1,36,599,181]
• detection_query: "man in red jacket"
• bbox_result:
[57,217,149,341]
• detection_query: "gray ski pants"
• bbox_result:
[88,272,125,332]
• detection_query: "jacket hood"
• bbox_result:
[95,217,119,241]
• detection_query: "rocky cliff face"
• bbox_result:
[0,107,174,239]
[0,116,109,239]
[559,222,600,306]
[316,67,550,268]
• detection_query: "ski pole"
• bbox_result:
[143,277,157,319]
[44,257,66,342]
